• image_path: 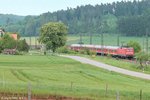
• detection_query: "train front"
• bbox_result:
[125,47,134,58]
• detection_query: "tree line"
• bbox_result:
[3,0,150,36]
[0,14,24,26]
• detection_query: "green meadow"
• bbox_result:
[81,55,150,74]
[0,55,150,100]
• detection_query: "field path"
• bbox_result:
[61,55,150,80]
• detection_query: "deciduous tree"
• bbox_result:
[136,52,149,70]
[127,41,141,53]
[39,22,68,52]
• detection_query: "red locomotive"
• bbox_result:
[70,44,134,58]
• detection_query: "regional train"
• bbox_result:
[69,44,134,58]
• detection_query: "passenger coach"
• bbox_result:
[70,44,134,58]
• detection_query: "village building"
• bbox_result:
[0,28,17,40]
[0,28,18,55]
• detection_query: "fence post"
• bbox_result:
[71,82,73,91]
[140,89,142,100]
[116,91,120,100]
[28,83,31,100]
[3,72,5,88]
[105,84,108,97]
[0,92,1,100]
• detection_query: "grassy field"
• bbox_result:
[0,54,150,100]
[80,55,150,74]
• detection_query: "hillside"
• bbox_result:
[0,14,25,26]
[3,0,150,36]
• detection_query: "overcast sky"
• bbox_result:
[0,0,134,16]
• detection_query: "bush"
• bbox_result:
[84,48,90,55]
[0,43,3,53]
[68,50,78,54]
[79,49,86,54]
[57,46,77,54]
[2,34,17,49]
[14,50,23,55]
[57,46,69,53]
[0,34,29,54]
[78,48,96,56]
[89,50,96,56]
[127,41,141,53]
[17,39,29,52]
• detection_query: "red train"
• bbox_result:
[70,44,134,58]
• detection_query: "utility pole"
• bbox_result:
[117,34,120,46]
[121,41,125,47]
[79,33,82,44]
[28,83,31,100]
[143,35,145,51]
[101,33,104,55]
[35,36,37,49]
[90,33,92,44]
[146,28,149,53]
[30,35,31,49]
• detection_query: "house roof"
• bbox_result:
[10,34,17,40]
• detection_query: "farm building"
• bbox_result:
[0,28,18,40]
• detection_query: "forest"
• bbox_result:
[0,14,24,26]
[1,0,150,36]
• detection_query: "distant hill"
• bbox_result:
[3,0,150,36]
[0,14,25,26]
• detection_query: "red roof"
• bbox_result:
[10,34,17,40]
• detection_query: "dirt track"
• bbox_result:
[61,55,150,80]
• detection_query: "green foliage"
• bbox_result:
[17,39,29,52]
[78,48,96,56]
[1,34,17,49]
[89,50,96,56]
[84,48,91,55]
[101,14,118,33]
[39,22,68,52]
[79,49,86,54]
[0,33,29,53]
[136,52,150,69]
[136,52,149,62]
[0,14,24,26]
[56,46,77,54]
[118,5,150,37]
[127,41,141,53]
[57,46,69,53]
[0,41,3,53]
